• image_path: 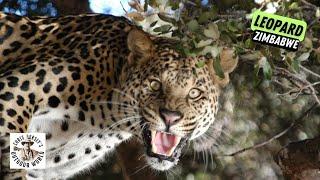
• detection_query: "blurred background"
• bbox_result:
[1,0,320,179]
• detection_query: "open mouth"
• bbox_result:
[151,130,181,157]
[143,128,184,161]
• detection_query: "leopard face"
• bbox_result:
[116,29,238,170]
[0,13,237,178]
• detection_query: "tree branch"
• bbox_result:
[273,67,320,106]
[301,0,318,9]
[299,65,320,79]
[116,140,165,180]
[275,136,320,179]
[52,0,92,16]
[222,103,317,157]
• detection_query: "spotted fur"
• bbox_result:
[0,12,237,179]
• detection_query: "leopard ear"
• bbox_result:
[127,28,154,66]
[208,48,238,87]
[219,47,238,74]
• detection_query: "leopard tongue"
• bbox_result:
[151,131,181,157]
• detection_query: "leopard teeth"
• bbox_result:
[151,130,157,154]
[167,136,181,157]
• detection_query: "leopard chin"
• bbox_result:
[142,127,187,171]
[145,156,176,171]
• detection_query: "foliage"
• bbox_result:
[128,0,319,83]
[125,0,320,179]
[0,0,57,16]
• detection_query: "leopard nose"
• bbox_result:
[159,108,183,126]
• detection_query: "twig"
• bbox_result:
[301,0,318,9]
[274,67,320,106]
[120,1,128,14]
[277,81,320,99]
[274,67,308,88]
[185,1,197,6]
[221,103,317,157]
[310,86,320,106]
[277,88,303,99]
[300,65,320,79]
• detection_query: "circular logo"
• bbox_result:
[10,133,46,169]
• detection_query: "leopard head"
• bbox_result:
[116,28,238,170]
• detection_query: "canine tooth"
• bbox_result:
[151,130,156,140]
[167,145,175,156]
[166,136,181,156]
[175,137,181,145]
[151,130,157,153]
[152,143,158,154]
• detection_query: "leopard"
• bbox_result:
[0,12,238,179]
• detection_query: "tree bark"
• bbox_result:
[275,136,320,180]
[116,140,164,180]
[52,0,92,16]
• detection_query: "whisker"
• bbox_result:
[93,100,137,106]
[111,116,141,125]
[138,153,146,160]
[130,164,149,176]
[112,88,138,103]
[209,149,215,170]
[205,149,209,171]
[138,122,153,133]
[125,119,143,130]
[168,167,180,180]
[93,101,140,109]
[108,116,142,129]
[210,126,236,143]
[101,113,139,121]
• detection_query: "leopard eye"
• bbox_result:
[189,88,202,99]
[150,80,161,91]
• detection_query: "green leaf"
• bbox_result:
[150,21,158,27]
[244,39,253,49]
[184,48,196,57]
[258,57,272,80]
[175,43,187,57]
[241,51,263,61]
[195,61,205,68]
[316,8,320,18]
[253,65,262,87]
[292,58,300,72]
[191,47,205,55]
[234,46,245,54]
[158,13,177,24]
[153,24,172,33]
[217,22,227,32]
[171,29,183,38]
[262,59,272,80]
[302,37,312,49]
[196,39,213,48]
[144,0,149,11]
[236,22,245,32]
[169,0,179,10]
[289,2,299,10]
[149,0,157,8]
[198,12,212,24]
[297,52,310,62]
[227,21,238,32]
[213,57,225,79]
[204,23,220,40]
[187,20,199,32]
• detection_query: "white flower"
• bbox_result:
[254,0,265,4]
[265,2,279,14]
